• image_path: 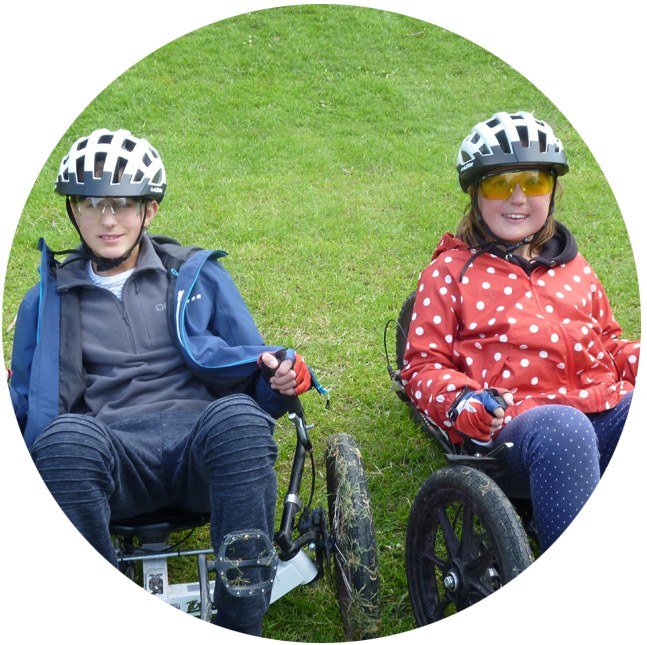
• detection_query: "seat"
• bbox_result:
[110,508,209,540]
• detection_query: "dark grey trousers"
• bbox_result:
[30,393,278,633]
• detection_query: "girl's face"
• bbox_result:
[477,174,552,255]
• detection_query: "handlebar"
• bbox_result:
[261,355,316,555]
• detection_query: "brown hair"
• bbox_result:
[455,179,563,253]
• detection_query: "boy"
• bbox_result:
[9,128,318,636]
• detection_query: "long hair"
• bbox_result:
[455,180,563,253]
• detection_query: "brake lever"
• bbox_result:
[486,442,514,459]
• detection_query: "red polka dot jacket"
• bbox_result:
[401,231,639,444]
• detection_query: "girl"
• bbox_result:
[401,111,639,552]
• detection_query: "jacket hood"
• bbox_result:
[433,220,578,276]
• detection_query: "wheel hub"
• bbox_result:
[443,571,459,592]
[442,560,465,601]
[442,557,501,604]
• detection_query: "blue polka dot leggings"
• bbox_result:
[492,391,632,553]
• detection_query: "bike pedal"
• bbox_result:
[215,530,279,597]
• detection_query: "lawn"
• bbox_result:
[2,5,639,642]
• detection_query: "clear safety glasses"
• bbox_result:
[73,196,143,220]
[479,169,554,200]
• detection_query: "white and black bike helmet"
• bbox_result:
[54,129,166,271]
[55,128,166,201]
[457,111,569,192]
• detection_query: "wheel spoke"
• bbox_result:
[420,545,446,568]
[466,576,494,598]
[465,544,495,578]
[431,595,452,620]
[333,541,349,566]
[450,502,463,532]
[335,556,353,596]
[459,506,475,561]
[333,498,341,530]
[436,507,460,558]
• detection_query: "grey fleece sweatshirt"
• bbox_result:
[56,236,214,425]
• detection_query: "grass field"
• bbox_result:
[2,5,639,642]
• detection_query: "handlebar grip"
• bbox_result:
[282,394,304,416]
[484,388,508,415]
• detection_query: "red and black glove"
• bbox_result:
[259,348,312,396]
[447,387,508,442]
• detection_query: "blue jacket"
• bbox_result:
[10,235,295,448]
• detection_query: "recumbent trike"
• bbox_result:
[110,393,381,640]
[385,291,536,626]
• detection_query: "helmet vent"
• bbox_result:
[494,130,511,154]
[98,134,113,145]
[470,133,481,145]
[538,130,547,152]
[77,139,88,151]
[142,153,152,167]
[122,138,136,152]
[114,157,128,184]
[150,148,159,159]
[93,152,107,178]
[460,150,472,163]
[76,157,85,182]
[516,126,529,148]
[134,169,144,182]
[479,143,491,156]
[151,169,163,185]
[486,117,500,128]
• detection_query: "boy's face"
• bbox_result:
[71,196,158,275]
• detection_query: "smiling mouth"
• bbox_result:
[503,214,528,220]
[100,234,123,240]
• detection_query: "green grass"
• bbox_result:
[2,5,639,642]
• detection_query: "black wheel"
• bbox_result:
[326,433,381,640]
[395,291,454,452]
[406,466,533,626]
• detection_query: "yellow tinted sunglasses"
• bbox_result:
[480,170,554,200]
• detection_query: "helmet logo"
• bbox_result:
[150,186,163,193]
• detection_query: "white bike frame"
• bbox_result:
[114,536,319,617]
